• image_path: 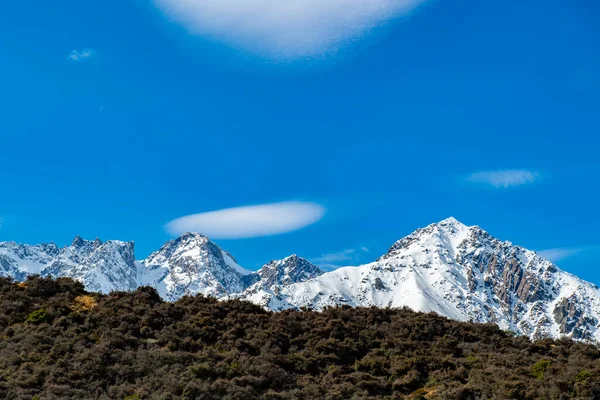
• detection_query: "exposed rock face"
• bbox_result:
[374,277,386,290]
[460,228,551,306]
[553,294,599,340]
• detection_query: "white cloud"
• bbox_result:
[538,247,587,263]
[68,49,95,62]
[312,246,369,270]
[467,169,539,189]
[313,249,358,263]
[165,201,326,239]
[0,217,4,230]
[154,0,426,58]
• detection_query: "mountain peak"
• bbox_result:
[437,216,468,227]
[380,217,471,261]
[429,218,474,238]
[177,231,209,241]
[256,255,323,287]
[71,235,85,248]
[141,232,247,300]
[164,232,211,251]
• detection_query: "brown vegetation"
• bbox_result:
[0,276,598,399]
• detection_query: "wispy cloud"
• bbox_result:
[312,246,370,270]
[467,169,539,189]
[538,247,590,263]
[68,49,95,62]
[154,0,427,59]
[165,201,326,239]
[0,217,4,230]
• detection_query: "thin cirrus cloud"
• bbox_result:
[153,0,427,59]
[68,49,95,62]
[165,201,326,239]
[538,247,593,263]
[311,246,370,270]
[466,169,540,189]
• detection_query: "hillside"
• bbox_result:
[0,277,599,400]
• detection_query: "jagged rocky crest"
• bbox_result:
[0,237,136,293]
[232,255,324,308]
[1,218,600,342]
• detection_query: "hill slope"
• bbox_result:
[0,276,599,400]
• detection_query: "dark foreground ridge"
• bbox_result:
[0,277,598,400]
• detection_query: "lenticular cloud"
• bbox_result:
[165,201,326,239]
[154,0,426,58]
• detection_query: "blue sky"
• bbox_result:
[1,0,599,282]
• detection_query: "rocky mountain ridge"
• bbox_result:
[1,218,599,342]
[0,232,319,302]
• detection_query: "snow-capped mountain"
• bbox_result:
[253,254,323,287]
[234,255,323,308]
[1,218,600,342]
[0,241,59,281]
[0,237,137,293]
[138,232,251,301]
[252,218,600,342]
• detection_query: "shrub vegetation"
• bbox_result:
[0,276,598,399]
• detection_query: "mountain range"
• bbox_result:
[1,217,599,342]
